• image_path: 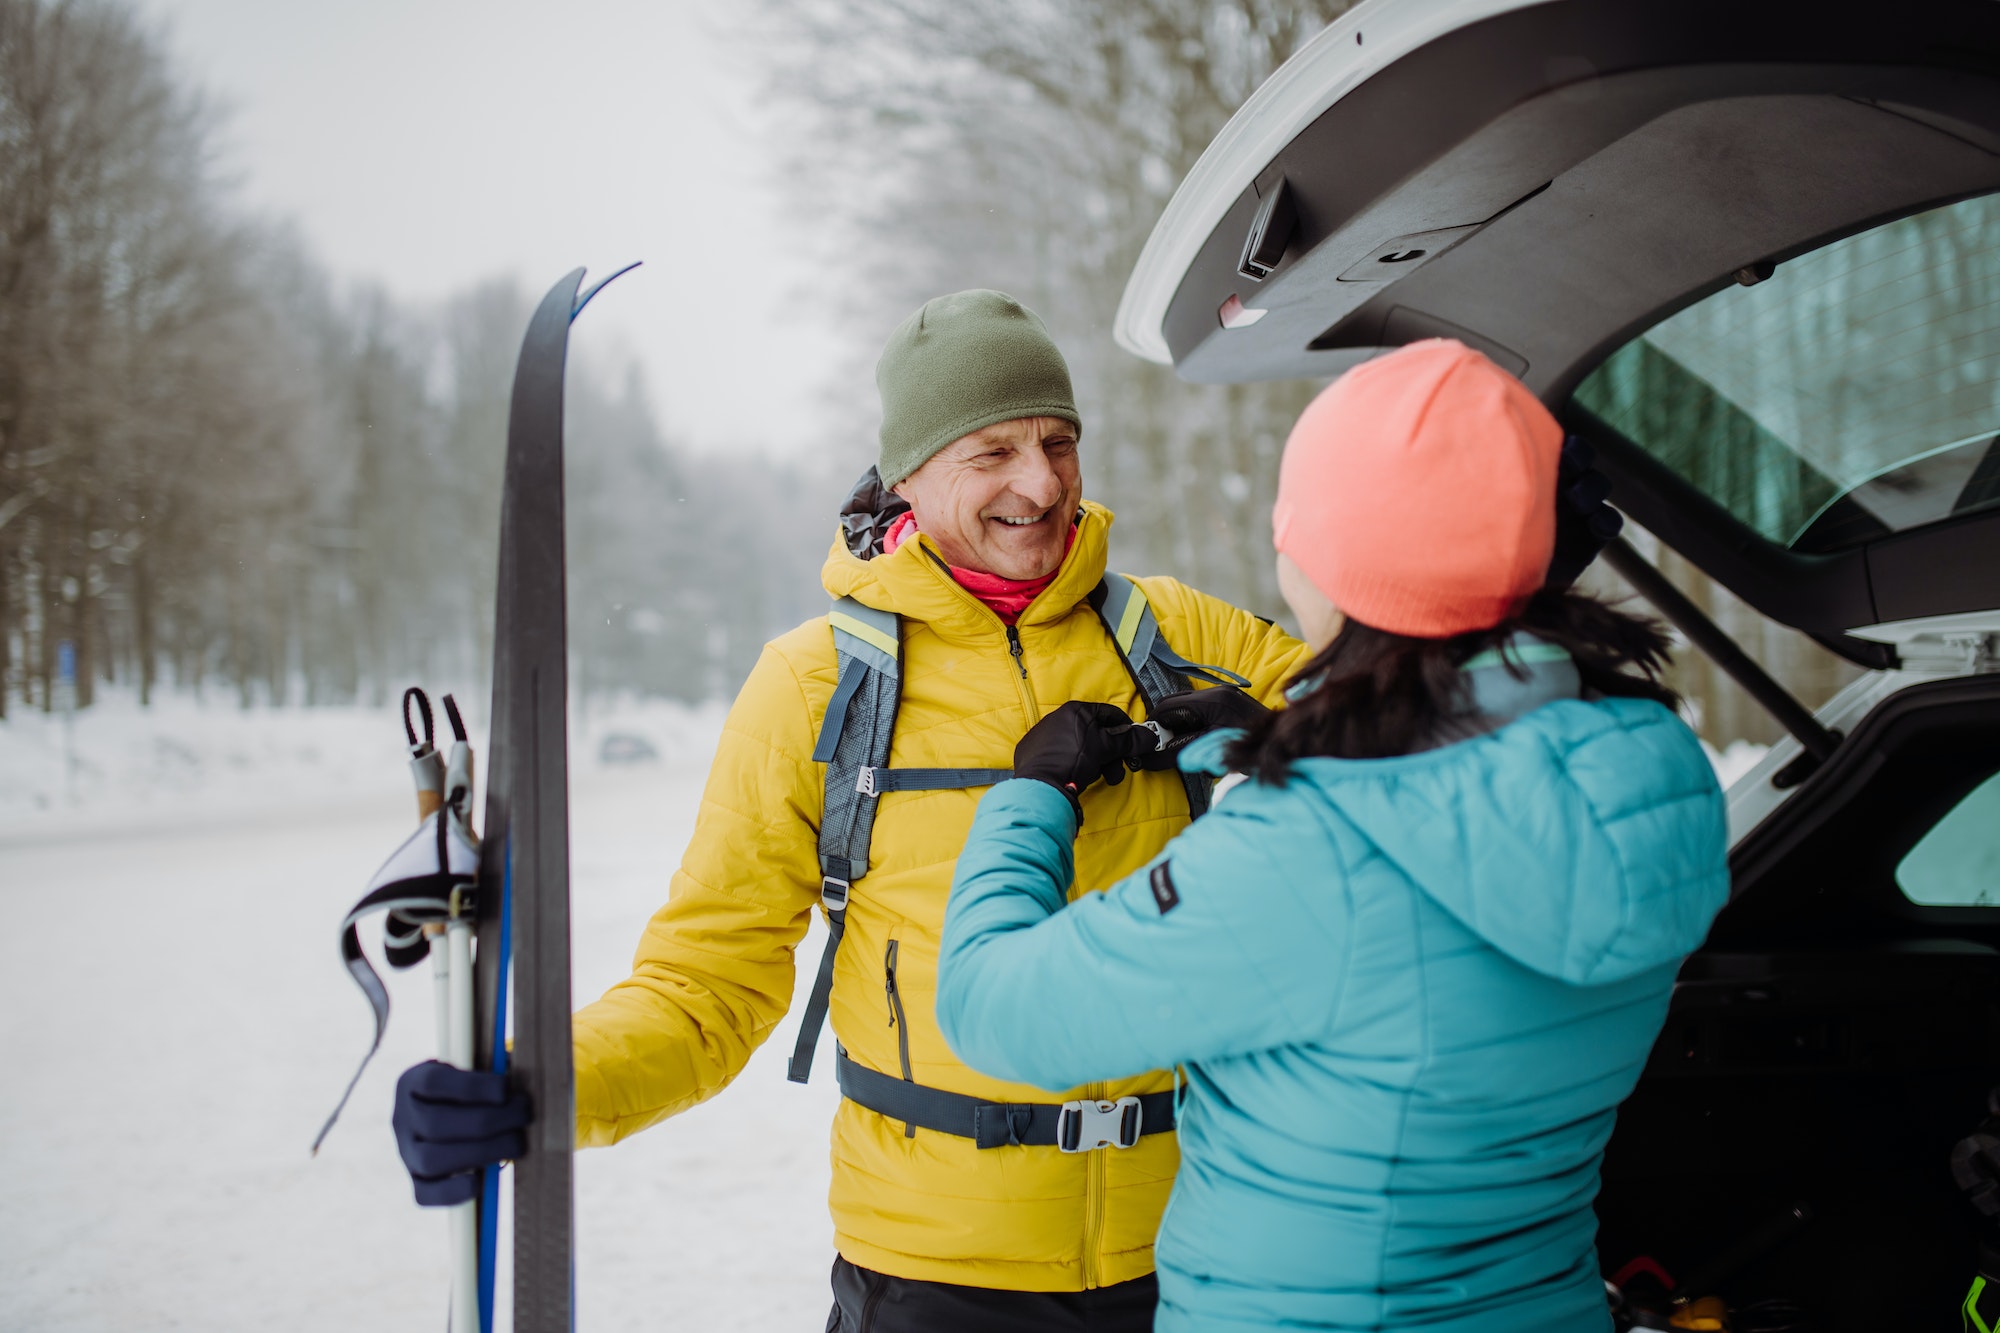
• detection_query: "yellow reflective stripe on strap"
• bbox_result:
[830,610,899,661]
[1113,584,1148,654]
[1969,1276,1993,1333]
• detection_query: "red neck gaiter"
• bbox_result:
[883,511,1072,625]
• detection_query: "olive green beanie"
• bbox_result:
[875,290,1081,488]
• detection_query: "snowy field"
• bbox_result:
[0,696,840,1332]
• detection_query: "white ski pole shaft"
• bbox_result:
[440,720,480,1333]
[446,912,478,1331]
[429,925,451,1055]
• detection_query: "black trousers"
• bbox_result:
[825,1255,1158,1332]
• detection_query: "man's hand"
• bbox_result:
[1125,686,1271,772]
[1013,701,1149,822]
[392,1060,532,1206]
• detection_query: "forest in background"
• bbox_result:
[1,0,1856,743]
[0,0,828,718]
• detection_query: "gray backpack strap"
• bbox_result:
[788,598,900,1083]
[787,597,1011,1085]
[1093,574,1250,820]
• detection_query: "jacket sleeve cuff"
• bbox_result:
[994,776,1082,836]
[1174,728,1246,777]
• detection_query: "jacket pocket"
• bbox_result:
[884,939,916,1138]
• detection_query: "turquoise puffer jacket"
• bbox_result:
[937,696,1728,1331]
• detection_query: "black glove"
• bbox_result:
[1545,435,1623,590]
[1125,686,1271,772]
[1013,701,1147,821]
[392,1060,532,1206]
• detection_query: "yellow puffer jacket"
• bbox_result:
[572,500,1307,1292]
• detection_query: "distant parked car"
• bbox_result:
[596,732,659,765]
[1119,2,2000,1326]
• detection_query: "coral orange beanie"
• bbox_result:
[1272,339,1563,639]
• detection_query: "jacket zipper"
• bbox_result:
[917,551,1101,1282]
[1004,622,1039,723]
[920,549,1039,724]
[884,939,916,1138]
[1003,614,1105,1283]
[1084,1071,1110,1288]
[1005,624,1028,678]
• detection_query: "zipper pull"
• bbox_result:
[1005,624,1027,678]
[885,940,899,1026]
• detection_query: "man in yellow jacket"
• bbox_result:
[400,290,1306,1330]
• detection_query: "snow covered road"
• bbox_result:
[0,706,840,1331]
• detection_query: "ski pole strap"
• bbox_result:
[311,875,463,1154]
[403,687,436,750]
[312,802,481,1154]
[835,1051,1176,1150]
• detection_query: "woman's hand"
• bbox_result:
[1126,686,1271,771]
[1013,701,1148,821]
[1545,435,1623,589]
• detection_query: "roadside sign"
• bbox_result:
[53,639,77,713]
[55,638,78,803]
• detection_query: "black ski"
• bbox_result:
[475,263,637,1333]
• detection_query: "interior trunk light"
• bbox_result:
[1219,294,1267,329]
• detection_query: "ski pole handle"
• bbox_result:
[412,750,445,821]
[405,687,446,821]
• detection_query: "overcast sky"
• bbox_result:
[131,0,848,460]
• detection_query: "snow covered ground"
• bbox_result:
[0,694,1771,1332]
[1704,737,1772,791]
[0,696,839,1332]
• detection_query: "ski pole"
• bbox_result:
[441,697,480,1333]
[405,687,479,1331]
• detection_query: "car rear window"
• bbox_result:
[1574,192,2000,552]
[1897,770,2000,907]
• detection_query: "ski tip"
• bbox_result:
[571,261,642,322]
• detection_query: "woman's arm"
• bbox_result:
[936,776,1346,1091]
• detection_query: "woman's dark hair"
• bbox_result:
[1225,587,1679,782]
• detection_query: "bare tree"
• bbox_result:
[0,0,288,711]
[0,0,825,714]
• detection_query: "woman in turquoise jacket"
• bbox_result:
[935,340,1730,1332]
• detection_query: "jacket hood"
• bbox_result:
[821,468,1114,638]
[1291,698,1726,986]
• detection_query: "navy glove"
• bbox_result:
[1545,435,1623,590]
[1013,701,1146,822]
[392,1060,532,1206]
[1125,686,1270,772]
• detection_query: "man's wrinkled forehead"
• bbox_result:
[935,416,1080,461]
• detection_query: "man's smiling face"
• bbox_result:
[890,416,1081,580]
